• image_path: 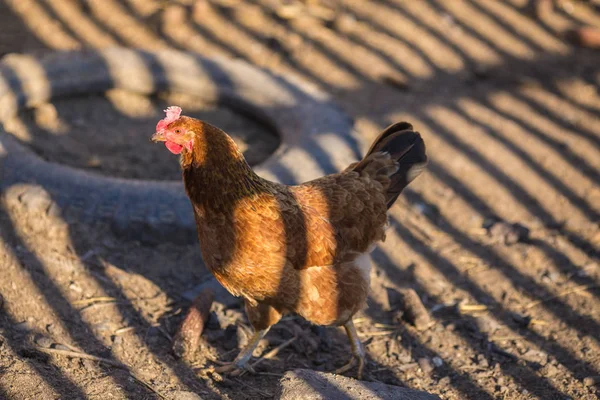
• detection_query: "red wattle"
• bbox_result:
[165,141,183,154]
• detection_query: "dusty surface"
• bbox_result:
[277,369,441,399]
[5,90,279,180]
[1,0,599,399]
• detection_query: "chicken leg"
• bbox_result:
[334,319,365,379]
[213,328,269,375]
[213,301,282,375]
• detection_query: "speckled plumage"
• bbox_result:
[169,117,427,333]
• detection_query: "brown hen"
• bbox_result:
[152,106,427,378]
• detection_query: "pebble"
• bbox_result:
[476,354,489,368]
[54,344,72,351]
[418,357,434,374]
[545,364,560,377]
[18,185,54,213]
[432,357,444,367]
[583,376,600,387]
[510,312,531,328]
[333,13,357,33]
[438,376,451,386]
[34,335,53,348]
[82,359,96,372]
[380,73,411,92]
[14,317,35,331]
[523,349,548,366]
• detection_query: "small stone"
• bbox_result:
[333,13,357,33]
[418,357,434,374]
[14,320,34,331]
[380,73,411,92]
[432,357,443,367]
[510,312,531,328]
[54,344,71,351]
[69,282,83,293]
[545,364,560,377]
[264,36,289,58]
[82,359,96,371]
[476,354,489,368]
[583,376,600,387]
[438,376,450,386]
[34,335,54,348]
[472,64,491,80]
[18,185,54,213]
[523,349,548,366]
[113,336,123,347]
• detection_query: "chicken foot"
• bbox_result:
[334,320,365,379]
[212,328,269,376]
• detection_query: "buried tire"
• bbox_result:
[0,48,360,243]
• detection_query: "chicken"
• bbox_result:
[151,106,427,378]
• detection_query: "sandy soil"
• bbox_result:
[0,0,599,399]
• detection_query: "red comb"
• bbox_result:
[156,106,182,131]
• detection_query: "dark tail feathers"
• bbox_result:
[353,122,427,208]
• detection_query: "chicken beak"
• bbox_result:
[151,131,166,142]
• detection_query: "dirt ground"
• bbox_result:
[6,90,280,180]
[1,0,599,399]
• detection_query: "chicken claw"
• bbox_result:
[334,320,366,380]
[209,328,268,377]
[212,361,255,377]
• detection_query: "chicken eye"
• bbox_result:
[175,129,181,134]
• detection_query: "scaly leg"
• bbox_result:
[213,328,270,375]
[334,319,365,379]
